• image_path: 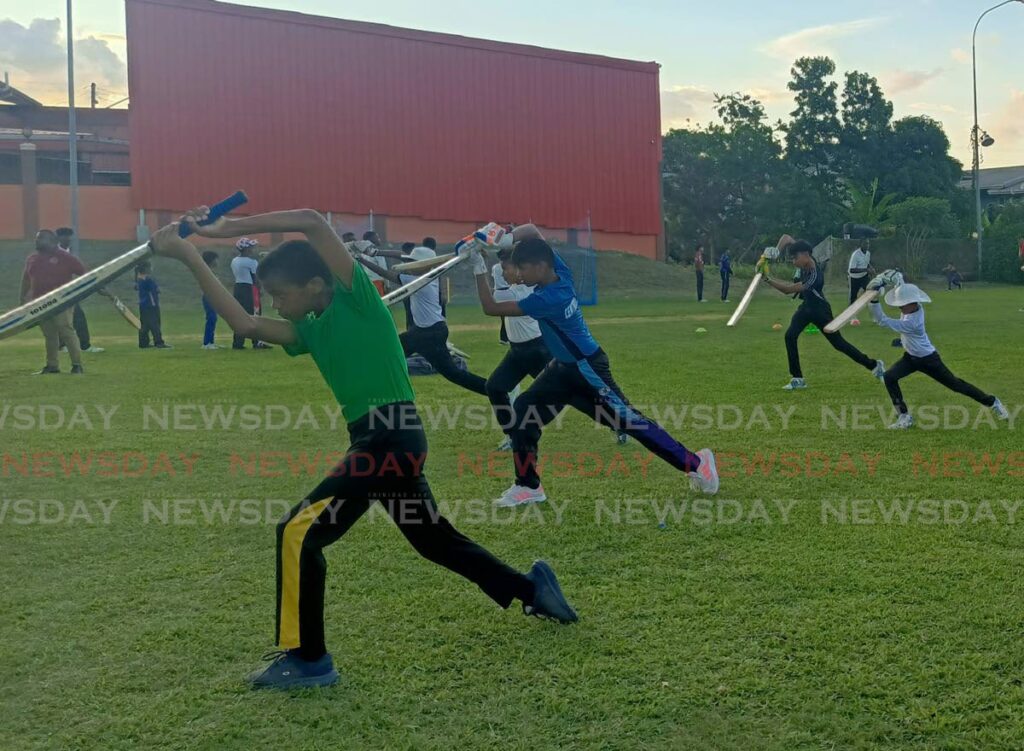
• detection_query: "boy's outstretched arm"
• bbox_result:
[356,255,402,285]
[149,224,297,346]
[182,207,355,287]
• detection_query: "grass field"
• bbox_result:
[2,244,1023,750]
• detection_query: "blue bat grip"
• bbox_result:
[178,190,249,238]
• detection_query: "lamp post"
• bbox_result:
[972,0,1024,276]
[66,0,80,255]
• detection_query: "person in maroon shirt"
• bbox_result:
[19,229,86,374]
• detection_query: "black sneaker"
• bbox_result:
[253,342,273,350]
[33,365,60,375]
[154,343,173,349]
[70,364,85,375]
[523,560,578,624]
[248,650,339,690]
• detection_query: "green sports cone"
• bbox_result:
[804,323,819,334]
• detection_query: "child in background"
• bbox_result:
[201,250,221,349]
[942,263,963,291]
[135,261,171,349]
[230,237,271,349]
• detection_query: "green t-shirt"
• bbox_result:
[283,264,415,424]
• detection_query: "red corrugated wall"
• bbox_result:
[126,0,662,236]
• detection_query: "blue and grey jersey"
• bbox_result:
[517,253,600,364]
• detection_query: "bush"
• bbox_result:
[982,201,1024,283]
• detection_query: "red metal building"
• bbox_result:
[125,0,664,257]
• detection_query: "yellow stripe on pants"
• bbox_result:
[279,498,333,650]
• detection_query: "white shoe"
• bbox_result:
[888,413,914,430]
[202,343,219,350]
[992,398,1009,420]
[495,484,546,508]
[85,346,105,353]
[496,435,513,451]
[871,360,886,380]
[616,431,630,445]
[688,448,719,495]
[782,378,807,390]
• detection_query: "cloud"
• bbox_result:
[884,68,944,94]
[950,48,970,64]
[908,102,960,115]
[661,85,716,129]
[990,89,1024,153]
[0,18,127,104]
[760,18,885,59]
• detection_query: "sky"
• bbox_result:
[1,0,1022,168]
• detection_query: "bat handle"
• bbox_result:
[177,191,249,238]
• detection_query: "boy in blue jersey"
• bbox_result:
[471,224,719,507]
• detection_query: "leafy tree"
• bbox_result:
[842,178,897,226]
[840,71,893,188]
[888,197,959,277]
[981,200,1024,282]
[881,117,963,200]
[784,57,842,182]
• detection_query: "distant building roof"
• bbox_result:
[0,81,42,108]
[960,165,1024,195]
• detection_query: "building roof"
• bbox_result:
[0,81,42,108]
[960,165,1024,195]
[126,0,664,235]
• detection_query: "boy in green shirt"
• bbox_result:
[150,207,577,690]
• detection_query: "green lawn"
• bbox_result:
[2,248,1023,749]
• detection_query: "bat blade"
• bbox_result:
[726,273,762,327]
[824,289,878,333]
[0,244,152,340]
[447,342,471,360]
[383,253,470,308]
[392,252,456,273]
[111,297,142,330]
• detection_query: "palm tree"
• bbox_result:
[842,178,897,226]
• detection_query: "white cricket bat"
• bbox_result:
[0,191,247,341]
[726,272,762,327]
[0,244,153,340]
[109,295,142,330]
[447,342,471,360]
[824,289,879,333]
[393,252,456,273]
[383,253,470,307]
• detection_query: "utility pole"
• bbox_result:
[67,0,80,255]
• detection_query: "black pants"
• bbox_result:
[948,276,962,290]
[233,283,257,348]
[487,338,552,433]
[275,402,532,659]
[720,272,730,300]
[884,352,995,414]
[400,321,487,395]
[72,304,91,350]
[785,303,876,379]
[138,306,165,347]
[696,270,704,301]
[849,275,869,304]
[510,350,702,488]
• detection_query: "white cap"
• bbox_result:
[884,283,932,307]
[401,246,436,262]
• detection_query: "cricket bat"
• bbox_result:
[0,191,248,341]
[824,289,878,334]
[108,295,142,330]
[393,252,456,273]
[726,271,763,327]
[447,342,471,360]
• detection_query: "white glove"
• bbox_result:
[472,222,506,248]
[867,272,887,291]
[883,269,904,287]
[455,232,479,257]
[470,250,488,276]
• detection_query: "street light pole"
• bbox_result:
[66,0,80,255]
[972,0,1024,277]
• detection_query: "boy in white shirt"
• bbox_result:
[868,279,1008,429]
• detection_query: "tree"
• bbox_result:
[982,200,1024,282]
[840,71,893,188]
[881,117,963,201]
[784,57,842,182]
[662,93,784,259]
[888,197,960,278]
[842,178,897,226]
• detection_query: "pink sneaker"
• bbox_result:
[688,449,719,495]
[495,484,547,508]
